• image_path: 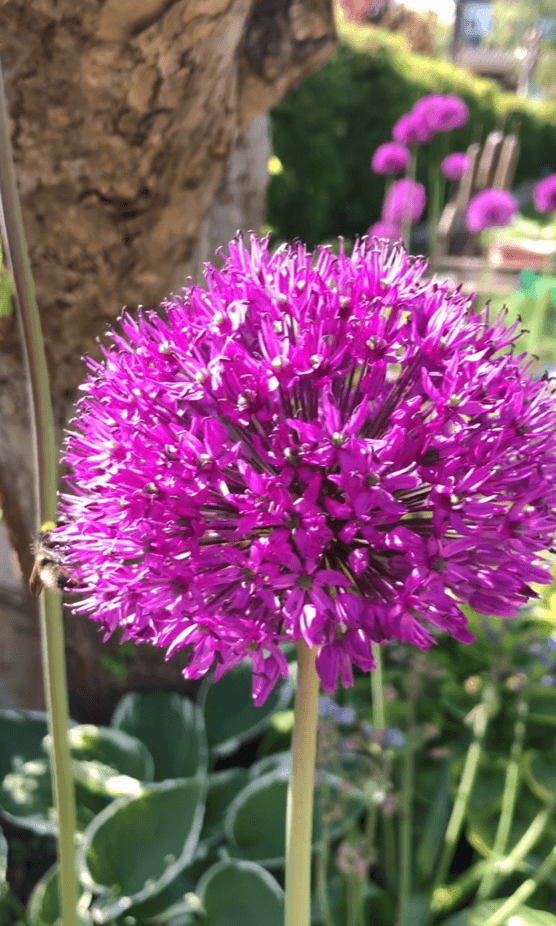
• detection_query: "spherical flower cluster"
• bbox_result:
[466,189,518,233]
[441,152,471,182]
[55,235,556,704]
[534,173,556,213]
[392,112,434,147]
[392,94,468,148]
[338,0,377,20]
[414,94,469,134]
[367,220,400,241]
[382,178,426,225]
[371,142,410,175]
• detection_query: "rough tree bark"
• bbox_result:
[0,0,336,720]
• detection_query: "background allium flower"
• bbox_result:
[55,235,556,705]
[466,189,518,233]
[338,0,376,20]
[371,142,410,175]
[413,94,469,133]
[392,112,434,147]
[382,178,426,224]
[441,152,471,181]
[368,220,401,241]
[534,173,556,212]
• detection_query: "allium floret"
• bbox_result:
[382,179,427,225]
[55,235,556,704]
[466,189,518,233]
[534,173,556,213]
[371,142,411,175]
[441,152,471,182]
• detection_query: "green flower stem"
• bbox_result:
[433,685,496,889]
[286,641,320,926]
[428,133,448,260]
[401,152,418,251]
[485,844,556,926]
[397,693,415,926]
[0,61,78,926]
[477,695,528,900]
[371,642,385,730]
[383,806,397,896]
[486,792,556,897]
[316,780,335,926]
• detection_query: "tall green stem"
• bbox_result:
[0,61,78,926]
[477,696,528,900]
[401,152,418,251]
[286,641,320,926]
[397,692,415,926]
[371,642,385,730]
[486,844,556,926]
[433,685,496,890]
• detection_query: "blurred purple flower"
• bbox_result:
[382,178,426,224]
[54,234,556,704]
[534,173,556,212]
[368,220,401,241]
[414,94,469,133]
[338,0,377,20]
[371,142,410,175]
[392,112,434,147]
[441,152,471,181]
[466,189,518,233]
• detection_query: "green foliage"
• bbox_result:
[267,30,556,247]
[2,616,556,925]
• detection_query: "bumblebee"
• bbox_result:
[29,527,73,597]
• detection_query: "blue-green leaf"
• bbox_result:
[196,860,284,926]
[79,778,205,923]
[43,724,154,782]
[111,692,207,782]
[199,661,294,758]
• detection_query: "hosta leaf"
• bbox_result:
[224,768,363,867]
[111,692,207,782]
[0,709,76,780]
[78,778,205,923]
[199,661,294,758]
[196,860,284,926]
[43,724,154,781]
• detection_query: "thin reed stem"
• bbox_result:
[286,641,320,926]
[0,61,78,926]
[478,695,528,900]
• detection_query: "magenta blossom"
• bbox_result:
[367,220,401,241]
[441,152,472,182]
[371,142,410,175]
[54,235,556,704]
[466,189,518,233]
[534,173,556,212]
[338,0,377,20]
[392,112,434,147]
[413,94,469,133]
[382,178,427,225]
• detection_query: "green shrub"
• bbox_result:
[267,28,556,248]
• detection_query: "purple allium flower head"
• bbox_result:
[371,142,411,175]
[392,112,434,147]
[441,152,472,182]
[339,0,377,20]
[413,94,469,133]
[367,220,401,241]
[382,178,427,225]
[466,189,518,233]
[54,235,556,705]
[534,173,556,212]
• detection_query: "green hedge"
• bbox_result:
[266,28,556,248]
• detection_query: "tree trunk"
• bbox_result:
[0,0,336,720]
